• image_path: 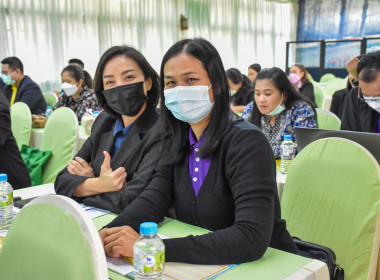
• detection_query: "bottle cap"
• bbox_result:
[93,110,99,115]
[140,222,158,235]
[284,135,292,141]
[0,173,8,181]
[47,106,52,109]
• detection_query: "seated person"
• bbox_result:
[341,51,380,132]
[1,57,46,115]
[0,88,31,189]
[248,63,261,85]
[32,65,99,125]
[54,46,162,213]
[242,67,317,158]
[330,55,363,119]
[226,68,254,114]
[99,38,297,264]
[289,63,316,107]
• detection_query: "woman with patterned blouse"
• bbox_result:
[54,64,99,122]
[242,67,317,158]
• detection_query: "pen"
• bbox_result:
[124,256,134,264]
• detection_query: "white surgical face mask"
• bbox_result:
[62,82,78,96]
[266,94,286,116]
[230,89,237,96]
[363,96,380,113]
[164,85,214,123]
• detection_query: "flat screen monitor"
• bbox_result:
[295,127,380,163]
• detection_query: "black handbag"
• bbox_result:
[293,237,344,280]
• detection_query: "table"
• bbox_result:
[29,125,89,155]
[13,184,329,280]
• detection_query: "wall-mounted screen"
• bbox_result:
[324,41,361,69]
[288,42,320,68]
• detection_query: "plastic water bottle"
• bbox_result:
[0,174,14,249]
[280,135,295,174]
[133,222,165,280]
[45,106,53,119]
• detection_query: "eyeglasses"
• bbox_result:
[357,86,380,103]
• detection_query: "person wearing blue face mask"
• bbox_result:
[1,56,46,115]
[241,67,317,158]
[99,38,297,265]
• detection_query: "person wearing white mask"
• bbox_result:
[99,38,297,264]
[341,51,380,132]
[242,67,317,158]
[226,68,254,114]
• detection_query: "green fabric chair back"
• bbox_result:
[312,84,324,108]
[323,78,347,97]
[0,195,107,280]
[319,73,335,83]
[43,91,58,107]
[40,107,78,184]
[10,101,32,150]
[316,108,341,130]
[281,138,380,280]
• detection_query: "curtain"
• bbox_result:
[0,0,296,91]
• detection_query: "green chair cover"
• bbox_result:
[43,91,58,107]
[10,102,32,150]
[0,195,107,280]
[40,107,78,184]
[281,138,380,280]
[319,73,335,83]
[323,78,347,97]
[316,108,341,130]
[20,144,52,186]
[312,84,324,108]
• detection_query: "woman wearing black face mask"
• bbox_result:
[54,46,161,214]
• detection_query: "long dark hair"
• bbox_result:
[94,45,159,118]
[160,38,235,164]
[226,68,253,103]
[249,67,316,128]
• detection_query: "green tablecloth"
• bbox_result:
[93,215,313,280]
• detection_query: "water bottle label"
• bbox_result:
[282,145,294,156]
[136,251,165,274]
[0,193,13,207]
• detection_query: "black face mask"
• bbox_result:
[103,81,147,117]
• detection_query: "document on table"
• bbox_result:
[107,253,239,280]
[79,204,111,219]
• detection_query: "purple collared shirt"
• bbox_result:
[186,128,212,197]
[378,115,380,133]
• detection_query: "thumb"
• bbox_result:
[101,151,112,171]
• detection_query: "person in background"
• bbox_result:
[341,51,380,132]
[242,67,317,158]
[289,63,316,107]
[55,46,162,214]
[330,55,363,119]
[248,63,261,85]
[69,58,93,89]
[33,65,99,126]
[0,76,4,91]
[226,68,254,114]
[0,88,31,189]
[1,57,46,115]
[99,38,297,264]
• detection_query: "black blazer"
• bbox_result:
[299,80,316,107]
[341,87,379,132]
[3,75,47,115]
[107,120,297,264]
[0,90,31,189]
[54,106,162,213]
[330,88,347,119]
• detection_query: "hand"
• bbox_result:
[67,157,94,177]
[98,151,127,192]
[103,226,140,258]
[345,57,360,80]
[32,115,47,128]
[99,228,108,246]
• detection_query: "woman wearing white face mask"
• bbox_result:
[226,68,254,114]
[242,67,317,158]
[99,38,297,265]
[54,65,99,122]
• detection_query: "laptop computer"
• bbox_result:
[295,127,380,163]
